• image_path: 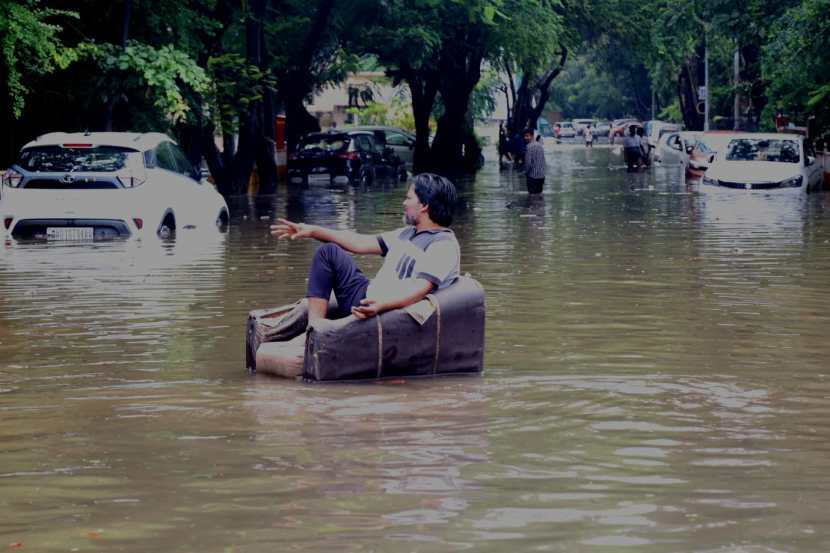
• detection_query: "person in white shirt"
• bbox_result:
[271,173,460,323]
[584,124,594,148]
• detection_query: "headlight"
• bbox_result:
[778,175,803,188]
[702,176,718,186]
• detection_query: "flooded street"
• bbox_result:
[3,143,830,551]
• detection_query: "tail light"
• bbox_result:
[337,151,359,161]
[3,169,23,188]
[4,218,13,230]
[133,218,144,230]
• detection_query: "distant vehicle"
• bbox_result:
[644,120,681,151]
[609,119,642,141]
[288,130,407,186]
[702,133,822,193]
[556,121,576,140]
[537,117,555,138]
[1,132,229,241]
[348,125,416,170]
[687,132,736,178]
[654,131,701,172]
[572,118,596,136]
[593,121,612,137]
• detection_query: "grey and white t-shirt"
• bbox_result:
[367,226,460,302]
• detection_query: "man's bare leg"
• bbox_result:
[307,297,329,323]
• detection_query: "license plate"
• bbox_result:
[46,227,93,240]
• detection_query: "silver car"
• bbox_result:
[348,125,416,170]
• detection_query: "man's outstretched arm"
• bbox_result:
[270,218,382,255]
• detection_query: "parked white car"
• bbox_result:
[644,120,681,151]
[556,121,576,140]
[572,118,595,136]
[701,133,823,193]
[1,132,229,240]
[654,131,700,171]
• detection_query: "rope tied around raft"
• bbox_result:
[428,294,441,375]
[376,314,384,379]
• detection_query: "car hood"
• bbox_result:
[708,161,801,183]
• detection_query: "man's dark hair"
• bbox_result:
[523,128,534,136]
[413,173,457,227]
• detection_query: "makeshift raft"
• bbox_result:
[246,276,485,381]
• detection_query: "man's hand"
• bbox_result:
[271,218,314,240]
[351,298,381,320]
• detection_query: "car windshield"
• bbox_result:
[725,138,800,163]
[15,146,140,173]
[300,135,348,151]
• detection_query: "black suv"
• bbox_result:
[288,130,407,185]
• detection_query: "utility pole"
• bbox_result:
[704,37,710,132]
[733,47,741,130]
[651,88,656,121]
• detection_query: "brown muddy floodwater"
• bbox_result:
[3,143,830,552]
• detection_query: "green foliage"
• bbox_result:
[208,53,276,133]
[0,1,77,118]
[78,41,210,125]
[762,0,830,134]
[346,96,420,131]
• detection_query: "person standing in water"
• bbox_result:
[523,128,546,194]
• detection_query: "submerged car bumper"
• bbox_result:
[10,218,133,240]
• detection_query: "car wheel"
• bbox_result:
[359,169,372,186]
[216,209,229,229]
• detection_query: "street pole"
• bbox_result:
[704,37,710,132]
[651,88,656,121]
[733,47,740,130]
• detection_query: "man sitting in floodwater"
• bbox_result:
[270,173,460,323]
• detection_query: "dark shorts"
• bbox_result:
[307,243,370,318]
[527,176,545,194]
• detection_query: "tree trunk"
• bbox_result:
[508,49,567,137]
[283,89,320,153]
[431,37,483,173]
[396,63,439,174]
[0,63,14,166]
[122,0,132,47]
[678,60,703,131]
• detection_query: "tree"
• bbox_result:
[0,0,77,163]
[762,0,830,143]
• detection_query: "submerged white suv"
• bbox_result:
[1,132,229,240]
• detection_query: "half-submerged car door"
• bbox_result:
[156,142,200,229]
[168,142,212,227]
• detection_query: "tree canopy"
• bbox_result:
[2,0,828,189]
